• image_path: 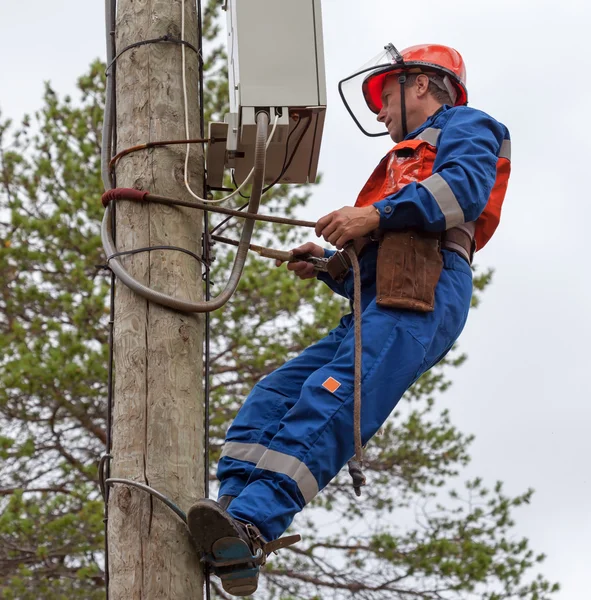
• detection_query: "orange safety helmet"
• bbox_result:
[362,44,468,116]
[338,43,468,137]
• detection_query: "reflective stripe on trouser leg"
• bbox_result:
[219,443,319,502]
[216,317,351,498]
[228,252,473,541]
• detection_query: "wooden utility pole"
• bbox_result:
[107,1,204,598]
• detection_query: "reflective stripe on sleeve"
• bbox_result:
[256,449,319,504]
[419,173,465,228]
[221,441,267,464]
[499,139,511,160]
[416,127,441,146]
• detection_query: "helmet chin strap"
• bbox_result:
[398,73,408,139]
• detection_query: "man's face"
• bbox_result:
[376,76,404,142]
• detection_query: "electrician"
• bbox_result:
[188,43,511,597]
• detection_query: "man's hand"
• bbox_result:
[276,241,325,280]
[315,206,380,249]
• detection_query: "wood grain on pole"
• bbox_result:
[109,1,204,598]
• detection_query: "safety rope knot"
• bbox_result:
[347,460,366,497]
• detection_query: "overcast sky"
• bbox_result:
[1,0,589,597]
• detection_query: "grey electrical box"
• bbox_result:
[207,0,327,189]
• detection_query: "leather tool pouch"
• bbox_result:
[376,230,443,312]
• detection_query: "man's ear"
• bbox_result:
[416,74,430,98]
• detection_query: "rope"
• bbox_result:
[345,247,366,496]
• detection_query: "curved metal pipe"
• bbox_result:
[101,111,270,313]
[106,478,187,523]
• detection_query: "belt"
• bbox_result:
[355,225,475,265]
[323,224,475,282]
[442,223,475,265]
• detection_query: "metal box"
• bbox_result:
[207,0,327,189]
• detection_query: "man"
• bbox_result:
[189,43,511,596]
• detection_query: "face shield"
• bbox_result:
[338,44,404,138]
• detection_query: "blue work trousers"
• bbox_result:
[217,249,473,541]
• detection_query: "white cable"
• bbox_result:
[181,0,278,204]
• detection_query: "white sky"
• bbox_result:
[1,0,589,597]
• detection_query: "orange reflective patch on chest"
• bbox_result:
[355,139,437,208]
[322,377,342,394]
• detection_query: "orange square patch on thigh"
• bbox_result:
[322,377,342,394]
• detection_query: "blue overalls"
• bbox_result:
[217,105,510,542]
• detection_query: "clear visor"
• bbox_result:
[338,46,401,137]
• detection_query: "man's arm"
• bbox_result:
[373,107,508,231]
[315,108,508,248]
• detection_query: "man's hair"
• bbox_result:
[405,73,453,105]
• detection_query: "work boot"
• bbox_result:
[187,499,301,597]
[217,495,235,511]
[187,498,265,597]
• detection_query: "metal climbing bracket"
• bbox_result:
[201,545,265,570]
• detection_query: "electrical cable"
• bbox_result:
[109,137,209,170]
[105,35,199,74]
[222,114,310,238]
[232,114,312,199]
[281,116,313,178]
[102,1,117,597]
[210,201,249,235]
[101,4,282,315]
[198,2,212,597]
[231,115,305,200]
[262,114,311,194]
[231,172,251,199]
[197,0,209,502]
[101,0,116,191]
[107,245,207,267]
